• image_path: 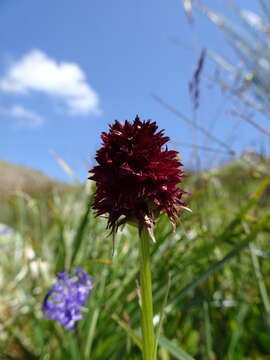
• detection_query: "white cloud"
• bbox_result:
[0,50,101,115]
[0,105,44,128]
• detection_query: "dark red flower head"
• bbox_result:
[89,116,186,238]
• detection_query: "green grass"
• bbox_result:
[0,155,270,359]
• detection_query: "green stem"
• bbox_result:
[139,227,155,360]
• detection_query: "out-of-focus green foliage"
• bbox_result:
[1,153,270,359]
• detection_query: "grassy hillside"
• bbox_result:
[0,155,270,359]
[0,160,73,224]
[0,160,70,197]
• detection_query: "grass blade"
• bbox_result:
[249,243,270,327]
[158,335,195,360]
[203,301,213,360]
[169,212,270,308]
[112,313,143,351]
[154,274,171,358]
[70,201,92,268]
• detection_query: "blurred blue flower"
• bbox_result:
[0,225,13,236]
[43,267,93,330]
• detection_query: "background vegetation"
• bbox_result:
[0,151,269,360]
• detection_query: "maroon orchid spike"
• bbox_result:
[89,116,186,240]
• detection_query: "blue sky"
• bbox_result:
[1,0,269,182]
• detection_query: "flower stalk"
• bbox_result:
[139,227,155,360]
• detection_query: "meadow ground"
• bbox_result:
[0,153,270,360]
